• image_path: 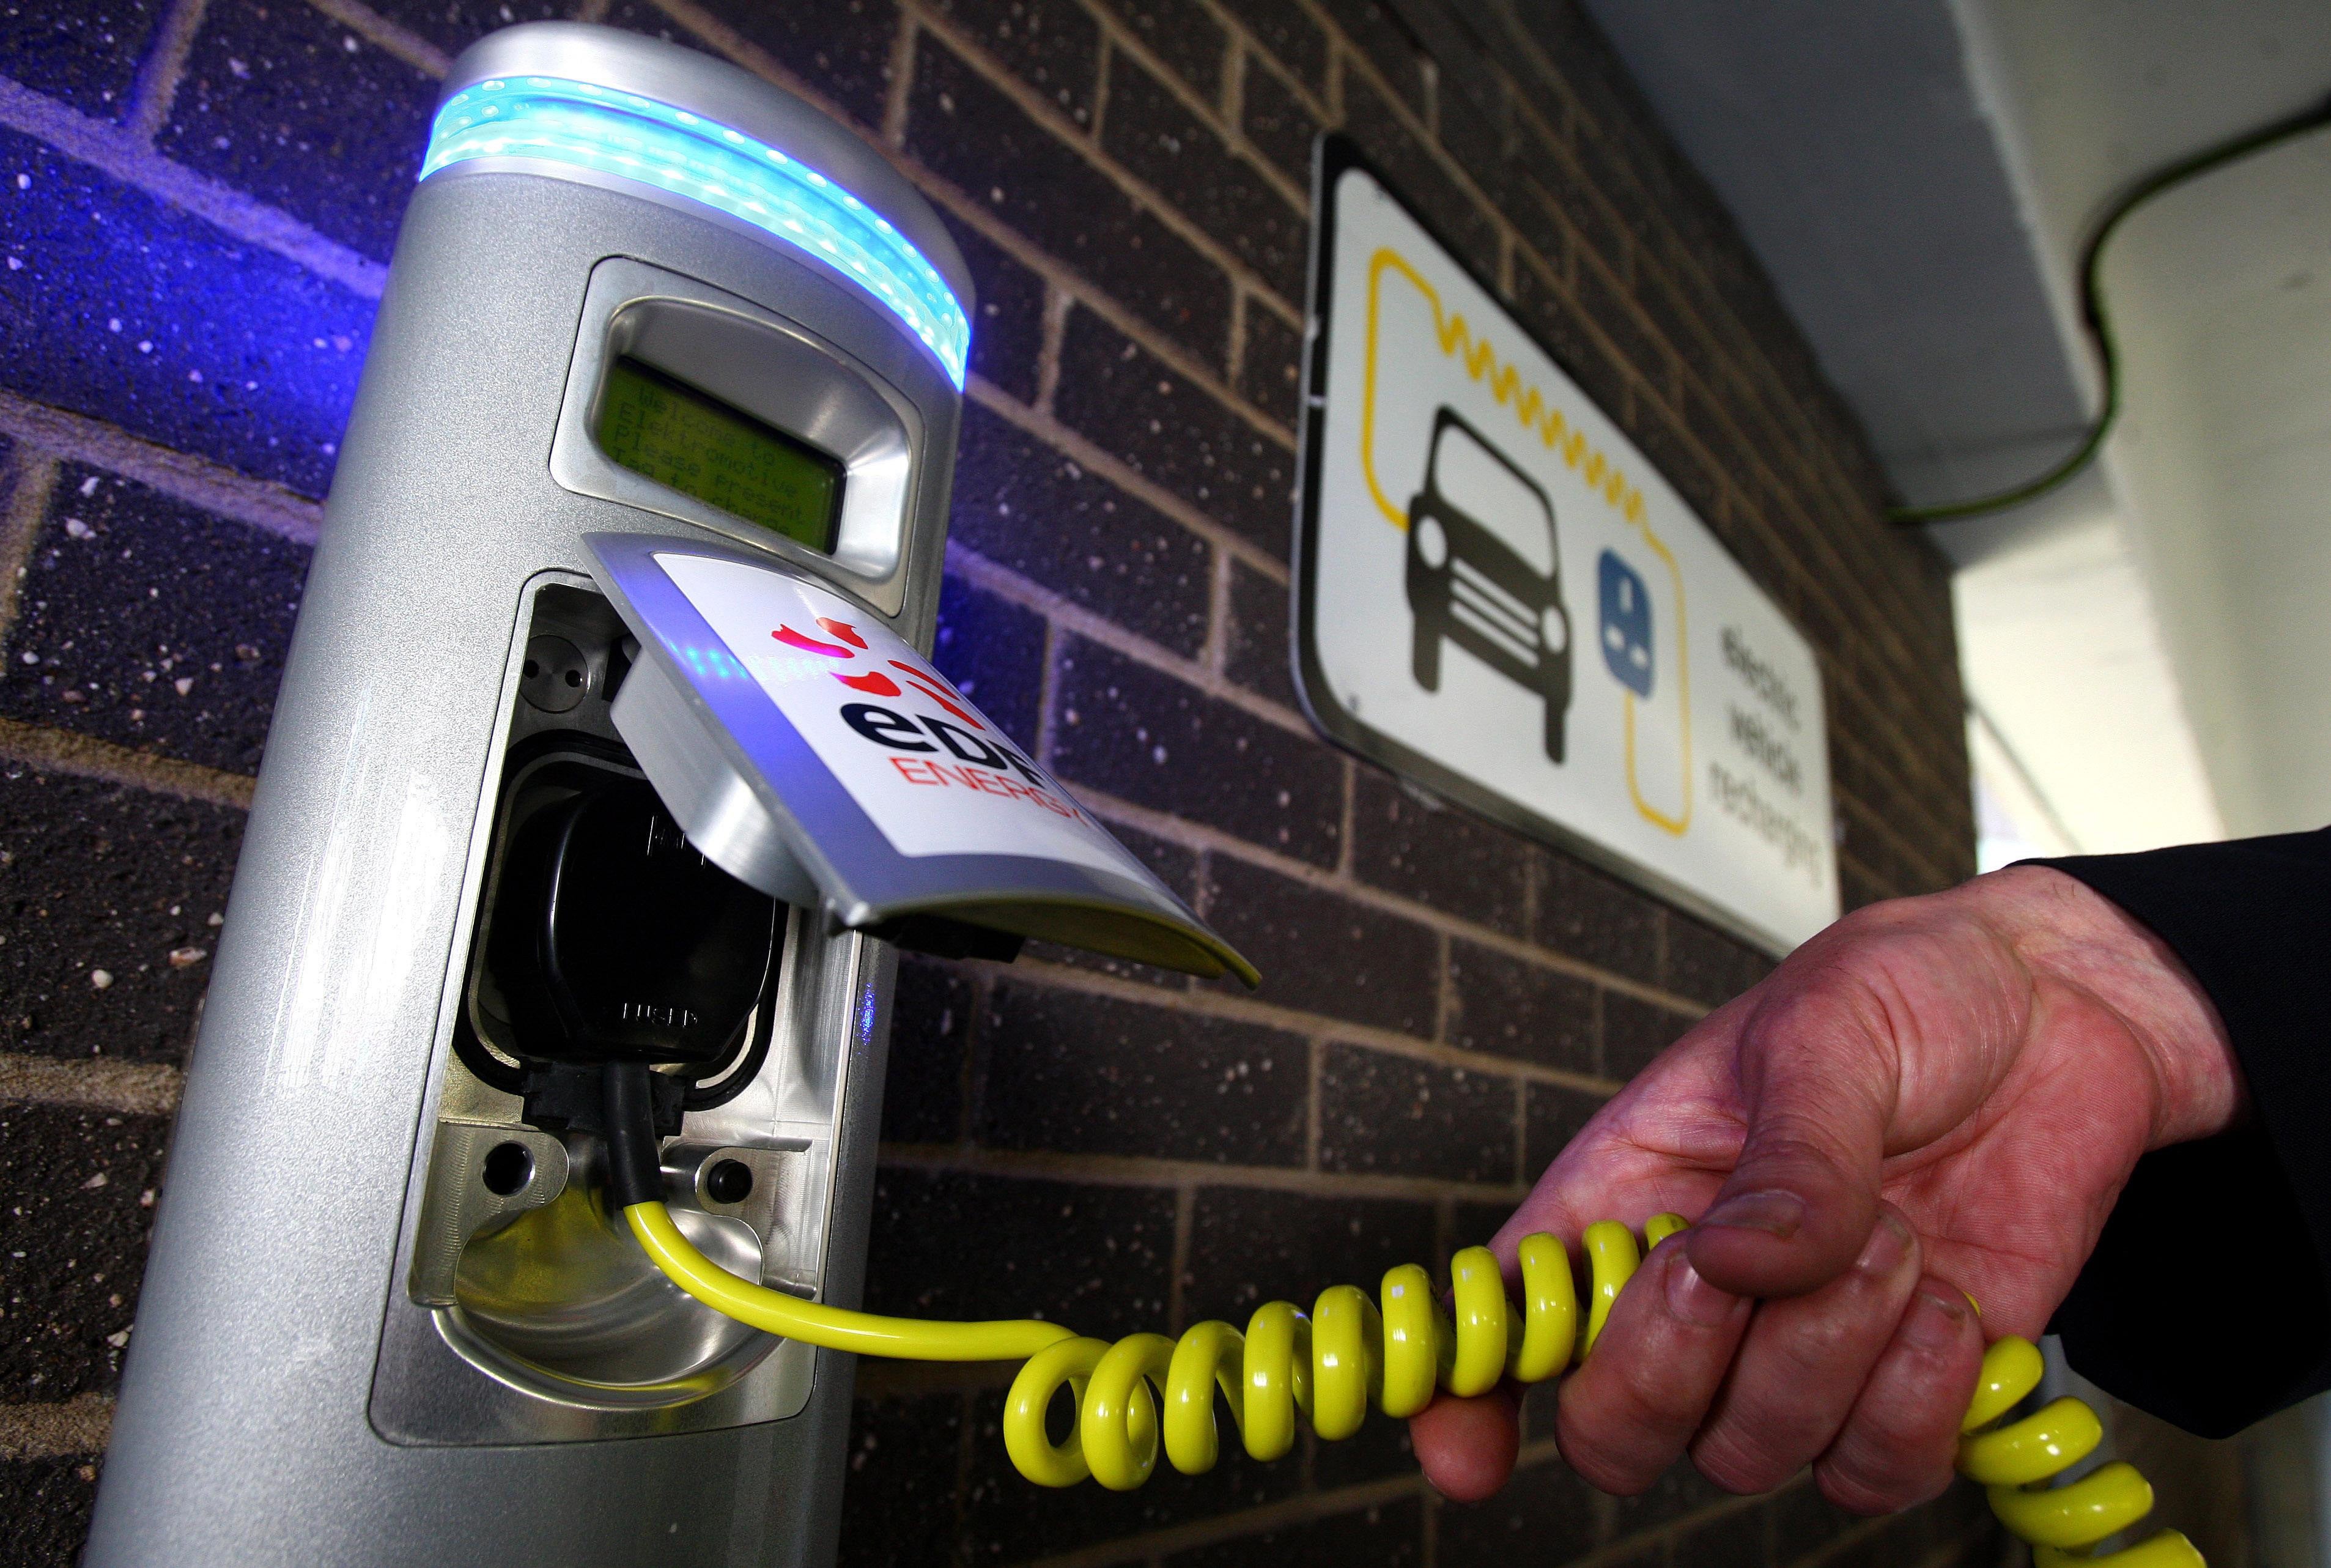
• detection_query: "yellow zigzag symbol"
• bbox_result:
[1361,246,1646,531]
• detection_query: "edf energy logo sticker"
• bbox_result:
[653,552,1142,881]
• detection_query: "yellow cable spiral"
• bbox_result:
[624,1201,2200,1566]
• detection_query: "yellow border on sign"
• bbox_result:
[1359,245,1692,835]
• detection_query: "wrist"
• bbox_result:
[1977,864,2247,1148]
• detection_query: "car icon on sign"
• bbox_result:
[1405,406,1573,763]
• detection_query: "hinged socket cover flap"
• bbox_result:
[589,533,1258,985]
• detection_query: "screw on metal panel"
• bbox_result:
[704,1159,754,1205]
[481,1140,535,1196]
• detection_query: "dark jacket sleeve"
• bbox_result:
[2037,827,2331,1437]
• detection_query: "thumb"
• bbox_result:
[1685,980,1893,1299]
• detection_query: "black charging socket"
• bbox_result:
[455,738,780,1141]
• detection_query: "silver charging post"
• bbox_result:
[87,24,1245,1568]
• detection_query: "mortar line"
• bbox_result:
[0,716,257,810]
[955,968,990,1148]
[960,379,1290,580]
[874,1140,1529,1206]
[1199,539,1232,677]
[881,12,919,147]
[124,0,210,142]
[1031,283,1072,417]
[302,0,454,78]
[947,1384,978,1568]
[1030,613,1063,766]
[0,1392,114,1462]
[1334,756,1356,876]
[1225,287,1249,396]
[0,453,61,637]
[972,951,1626,1095]
[1165,1181,1194,1333]
[901,0,1311,320]
[0,77,387,299]
[0,391,323,546]
[1304,1035,1322,1170]
[0,1056,185,1118]
[1217,34,1244,123]
[1088,34,1114,144]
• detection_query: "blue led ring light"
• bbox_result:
[419,76,971,387]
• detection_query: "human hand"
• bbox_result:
[1409,865,2242,1511]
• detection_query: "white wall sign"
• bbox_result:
[1295,142,1841,952]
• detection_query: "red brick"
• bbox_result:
[838,1392,966,1568]
[0,768,243,1063]
[1601,989,1696,1081]
[1202,859,1437,1034]
[926,0,1100,127]
[1181,1184,1436,1326]
[1317,1043,1516,1184]
[949,402,1212,659]
[1166,1498,1424,1566]
[862,1166,1174,1335]
[1532,848,1663,988]
[1224,557,1298,711]
[0,0,163,119]
[1237,303,1304,431]
[1095,0,1227,102]
[1236,0,1328,95]
[881,955,973,1145]
[1052,307,1296,557]
[1239,56,1321,188]
[908,38,1233,368]
[1101,50,1307,306]
[975,982,1309,1165]
[0,1103,166,1401]
[159,0,436,263]
[1447,939,1595,1073]
[1349,769,1531,939]
[945,213,1049,404]
[1438,1459,1602,1562]
[1051,638,1343,867]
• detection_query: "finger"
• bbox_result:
[1556,1238,1750,1495]
[1408,1386,1520,1502]
[1814,1276,1984,1514]
[1688,1207,1923,1493]
[1685,972,1894,1299]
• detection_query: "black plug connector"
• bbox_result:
[491,764,777,1066]
[455,744,781,1141]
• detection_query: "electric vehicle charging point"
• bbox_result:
[84,23,1245,1567]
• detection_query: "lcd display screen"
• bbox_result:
[595,357,844,552]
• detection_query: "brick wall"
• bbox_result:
[0,1,1986,1566]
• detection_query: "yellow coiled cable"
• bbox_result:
[624,1201,2200,1566]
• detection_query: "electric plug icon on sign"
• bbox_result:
[1598,550,1654,698]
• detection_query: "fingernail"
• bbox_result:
[1855,1212,1912,1277]
[1698,1190,1804,1239]
[1904,1290,1968,1350]
[1665,1251,1738,1326]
